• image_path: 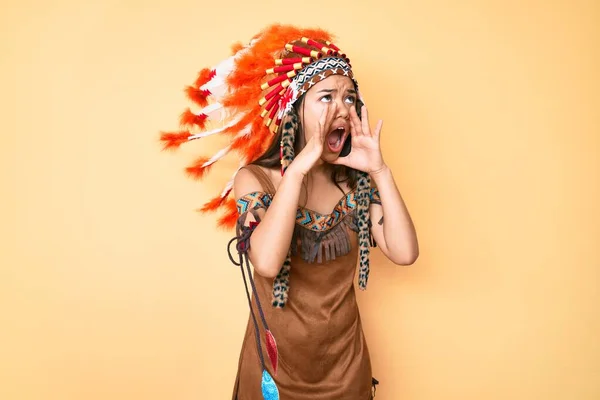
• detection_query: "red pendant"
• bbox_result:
[265,330,278,374]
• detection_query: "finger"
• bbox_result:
[326,102,338,127]
[330,155,350,167]
[321,102,337,140]
[349,106,363,136]
[373,119,383,138]
[316,105,329,141]
[361,105,371,136]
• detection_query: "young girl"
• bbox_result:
[162,24,418,400]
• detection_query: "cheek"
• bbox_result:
[301,102,322,138]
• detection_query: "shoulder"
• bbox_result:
[233,165,280,199]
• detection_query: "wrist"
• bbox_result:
[283,165,307,182]
[369,164,389,177]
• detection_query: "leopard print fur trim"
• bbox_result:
[356,171,372,290]
[279,110,297,175]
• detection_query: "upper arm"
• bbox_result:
[233,167,269,224]
[234,167,265,199]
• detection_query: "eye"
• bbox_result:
[320,94,332,103]
[345,95,356,104]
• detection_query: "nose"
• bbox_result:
[335,98,350,119]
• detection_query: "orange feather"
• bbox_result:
[194,67,215,87]
[179,108,208,128]
[160,131,191,151]
[216,199,238,229]
[231,41,244,54]
[198,194,229,213]
[185,86,209,108]
[185,157,213,180]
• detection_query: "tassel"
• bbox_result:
[265,330,278,374]
[261,370,280,400]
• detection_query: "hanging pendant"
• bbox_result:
[265,330,278,374]
[261,370,279,400]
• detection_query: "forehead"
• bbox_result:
[306,74,355,94]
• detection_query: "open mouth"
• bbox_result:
[326,126,348,153]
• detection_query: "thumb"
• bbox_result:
[330,156,350,167]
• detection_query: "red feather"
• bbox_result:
[265,330,279,375]
[179,108,208,128]
[185,157,213,180]
[159,130,191,151]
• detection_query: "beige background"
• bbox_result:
[1,0,599,399]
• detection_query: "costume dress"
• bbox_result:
[231,166,379,400]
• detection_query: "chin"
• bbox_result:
[321,151,342,164]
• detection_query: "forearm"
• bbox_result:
[371,165,419,264]
[248,168,304,277]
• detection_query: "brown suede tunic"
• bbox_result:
[232,166,373,400]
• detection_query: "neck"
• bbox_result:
[308,160,332,177]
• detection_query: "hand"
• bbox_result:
[331,104,386,174]
[288,103,338,176]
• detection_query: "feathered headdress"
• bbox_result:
[160,24,354,229]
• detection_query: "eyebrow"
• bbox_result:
[317,88,357,94]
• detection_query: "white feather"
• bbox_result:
[187,112,245,140]
[200,77,229,99]
[213,56,236,78]
[190,102,225,121]
[202,145,232,167]
[187,125,228,140]
[218,163,245,199]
